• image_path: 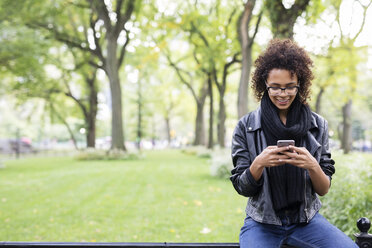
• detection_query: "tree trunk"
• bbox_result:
[86,75,98,148]
[151,116,156,150]
[217,91,226,147]
[194,101,206,146]
[105,38,126,151]
[315,87,324,114]
[91,0,135,152]
[136,80,143,150]
[272,17,297,39]
[86,119,96,148]
[207,74,214,149]
[165,116,171,145]
[265,0,310,39]
[238,48,252,118]
[237,0,256,118]
[341,99,352,154]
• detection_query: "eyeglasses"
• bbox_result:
[266,84,299,96]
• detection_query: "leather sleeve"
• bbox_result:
[319,118,335,181]
[230,120,263,197]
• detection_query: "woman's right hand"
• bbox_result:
[255,145,293,168]
[249,146,292,181]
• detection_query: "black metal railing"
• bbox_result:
[1,217,371,248]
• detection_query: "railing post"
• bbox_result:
[355,217,372,248]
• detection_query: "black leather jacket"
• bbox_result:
[230,107,335,225]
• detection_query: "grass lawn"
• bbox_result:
[1,149,370,242]
[0,150,247,242]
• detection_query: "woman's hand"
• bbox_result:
[281,145,331,196]
[249,145,292,181]
[279,145,319,170]
[255,145,293,168]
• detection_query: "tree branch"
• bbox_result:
[225,8,237,39]
[351,0,372,41]
[115,0,135,37]
[292,0,311,16]
[118,28,131,67]
[49,102,79,150]
[190,21,209,47]
[165,53,199,102]
[28,22,100,58]
[222,52,239,88]
[89,12,105,63]
[192,43,209,74]
[249,8,263,48]
[61,75,89,120]
[67,1,90,9]
[90,0,112,32]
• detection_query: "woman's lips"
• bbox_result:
[276,98,289,105]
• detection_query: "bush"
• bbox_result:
[210,148,232,179]
[181,146,212,158]
[319,151,372,237]
[74,148,141,161]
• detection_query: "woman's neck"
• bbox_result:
[279,110,288,125]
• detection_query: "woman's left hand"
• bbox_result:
[280,145,331,196]
[279,145,319,171]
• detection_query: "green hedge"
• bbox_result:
[320,151,372,237]
[74,148,141,161]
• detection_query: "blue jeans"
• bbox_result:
[240,213,358,248]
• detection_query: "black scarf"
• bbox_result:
[261,92,312,212]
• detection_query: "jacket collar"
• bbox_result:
[246,107,262,132]
[246,106,318,132]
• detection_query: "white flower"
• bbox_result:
[200,227,211,234]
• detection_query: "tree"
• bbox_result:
[313,54,335,114]
[20,0,140,151]
[0,9,100,148]
[332,0,371,153]
[59,52,99,148]
[237,0,262,118]
[181,1,241,147]
[88,0,137,151]
[167,54,209,146]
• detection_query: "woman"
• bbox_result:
[230,39,357,248]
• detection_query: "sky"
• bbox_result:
[294,0,372,68]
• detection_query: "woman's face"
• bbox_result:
[266,69,298,113]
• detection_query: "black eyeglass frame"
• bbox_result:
[265,84,300,96]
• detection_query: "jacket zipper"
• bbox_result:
[304,170,309,223]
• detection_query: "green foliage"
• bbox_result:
[303,0,326,24]
[181,146,212,158]
[1,0,372,153]
[74,148,141,161]
[320,151,372,237]
[0,23,51,96]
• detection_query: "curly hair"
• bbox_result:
[251,39,314,103]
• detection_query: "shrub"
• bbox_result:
[320,151,372,237]
[181,146,212,158]
[210,148,232,179]
[74,148,141,161]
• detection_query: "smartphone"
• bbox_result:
[277,140,295,147]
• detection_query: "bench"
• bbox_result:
[0,218,370,248]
